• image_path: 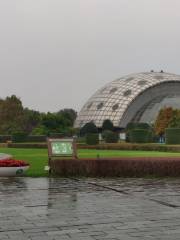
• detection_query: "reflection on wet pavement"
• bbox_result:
[0,177,180,239]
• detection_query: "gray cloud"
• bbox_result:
[0,0,179,112]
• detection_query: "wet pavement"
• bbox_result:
[1,178,180,239]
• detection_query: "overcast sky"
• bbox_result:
[0,0,180,113]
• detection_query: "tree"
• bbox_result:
[154,107,174,136]
[80,122,98,136]
[23,108,41,134]
[102,119,114,131]
[57,109,77,126]
[0,95,25,134]
[0,94,77,136]
[102,130,119,143]
[168,109,180,128]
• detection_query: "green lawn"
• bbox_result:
[0,147,180,177]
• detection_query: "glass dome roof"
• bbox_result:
[75,72,180,128]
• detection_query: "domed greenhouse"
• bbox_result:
[75,71,180,128]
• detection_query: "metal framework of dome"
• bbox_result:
[75,72,180,128]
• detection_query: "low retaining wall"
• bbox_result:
[50,157,180,177]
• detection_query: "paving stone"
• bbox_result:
[1,177,180,239]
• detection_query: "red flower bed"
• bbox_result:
[0,159,29,167]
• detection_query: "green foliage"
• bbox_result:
[0,95,25,134]
[168,110,180,128]
[86,133,99,145]
[154,107,174,135]
[126,122,152,142]
[49,133,65,138]
[26,135,46,143]
[165,128,180,144]
[102,119,114,131]
[31,125,48,135]
[12,131,28,143]
[126,122,151,131]
[23,108,41,134]
[0,135,12,143]
[102,130,119,143]
[57,109,77,126]
[129,129,152,143]
[80,122,98,136]
[0,95,76,136]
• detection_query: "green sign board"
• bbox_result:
[47,138,77,159]
[51,141,73,155]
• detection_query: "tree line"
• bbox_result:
[0,95,77,136]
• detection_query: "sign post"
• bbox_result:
[47,138,77,171]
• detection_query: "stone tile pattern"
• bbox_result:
[0,177,180,239]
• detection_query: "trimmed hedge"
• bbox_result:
[102,130,119,143]
[166,128,180,145]
[26,135,46,142]
[12,132,28,143]
[49,133,65,138]
[8,143,47,148]
[126,122,151,130]
[86,133,99,145]
[129,129,152,143]
[50,157,180,177]
[12,133,46,143]
[78,143,180,152]
[0,135,12,143]
[80,122,98,136]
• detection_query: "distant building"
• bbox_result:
[75,72,180,129]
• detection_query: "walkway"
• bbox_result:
[0,177,180,239]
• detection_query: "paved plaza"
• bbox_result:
[1,178,180,239]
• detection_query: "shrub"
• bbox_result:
[31,125,48,135]
[165,128,180,144]
[77,137,86,144]
[86,133,99,145]
[12,131,28,143]
[51,158,180,177]
[129,129,152,143]
[49,133,65,138]
[80,122,98,136]
[0,135,12,143]
[77,143,180,152]
[102,119,114,131]
[126,122,151,131]
[26,135,46,142]
[8,143,47,148]
[126,122,152,142]
[102,130,119,143]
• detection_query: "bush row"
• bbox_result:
[6,142,180,152]
[165,128,180,144]
[0,134,47,143]
[78,143,180,152]
[129,129,153,143]
[50,158,180,177]
[102,130,119,143]
[7,143,47,148]
[0,133,70,143]
[0,135,12,143]
[86,133,99,145]
[12,133,47,143]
